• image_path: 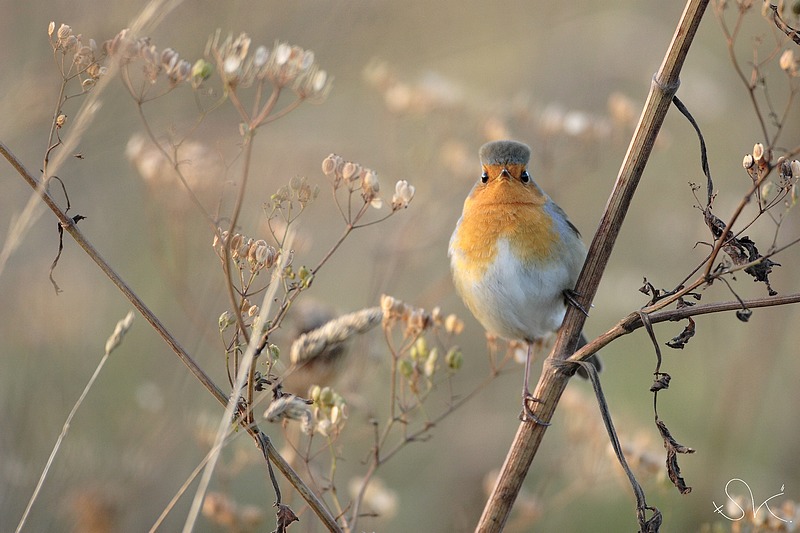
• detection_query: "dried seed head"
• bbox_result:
[300,50,315,70]
[173,60,192,83]
[161,48,179,69]
[229,233,243,257]
[86,62,103,79]
[742,153,755,170]
[274,43,291,65]
[342,162,360,182]
[322,153,340,176]
[218,310,235,331]
[104,311,135,356]
[444,313,464,335]
[752,143,765,163]
[253,45,269,68]
[311,70,329,92]
[391,180,415,210]
[294,66,332,101]
[361,169,381,206]
[212,230,229,250]
[780,49,797,75]
[48,21,55,37]
[57,23,72,41]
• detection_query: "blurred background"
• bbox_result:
[2,0,800,531]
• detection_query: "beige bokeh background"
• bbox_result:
[1,1,799,531]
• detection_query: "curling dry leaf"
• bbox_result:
[656,419,695,495]
[665,317,695,350]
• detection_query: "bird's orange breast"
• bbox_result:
[451,179,559,279]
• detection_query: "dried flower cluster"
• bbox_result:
[270,176,320,211]
[213,229,278,274]
[743,142,800,208]
[105,29,195,86]
[380,295,464,395]
[208,32,332,101]
[48,22,108,89]
[322,154,415,211]
[380,294,463,339]
[380,294,433,337]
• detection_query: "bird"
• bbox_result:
[448,139,601,423]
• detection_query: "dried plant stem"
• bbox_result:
[0,141,341,532]
[183,247,288,533]
[476,1,709,530]
[570,292,800,369]
[16,348,112,533]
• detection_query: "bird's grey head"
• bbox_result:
[479,140,531,166]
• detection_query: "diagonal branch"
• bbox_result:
[475,1,710,531]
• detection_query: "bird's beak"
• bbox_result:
[498,168,512,181]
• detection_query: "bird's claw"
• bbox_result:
[519,392,551,426]
[563,289,589,317]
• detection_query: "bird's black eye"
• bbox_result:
[481,171,488,183]
[520,170,530,183]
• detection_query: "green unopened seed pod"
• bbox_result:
[445,347,463,371]
[268,343,280,359]
[398,359,414,379]
[297,265,313,287]
[411,336,427,361]
[219,310,235,331]
[192,59,213,84]
[319,386,334,406]
[309,385,321,403]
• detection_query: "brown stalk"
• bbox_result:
[475,0,710,530]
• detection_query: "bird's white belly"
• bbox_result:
[453,239,569,343]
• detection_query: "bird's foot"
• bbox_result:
[519,391,551,426]
[563,289,589,317]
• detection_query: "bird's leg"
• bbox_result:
[519,342,551,426]
[563,288,589,317]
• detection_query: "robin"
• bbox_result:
[449,140,601,423]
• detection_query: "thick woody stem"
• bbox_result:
[475,1,710,531]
